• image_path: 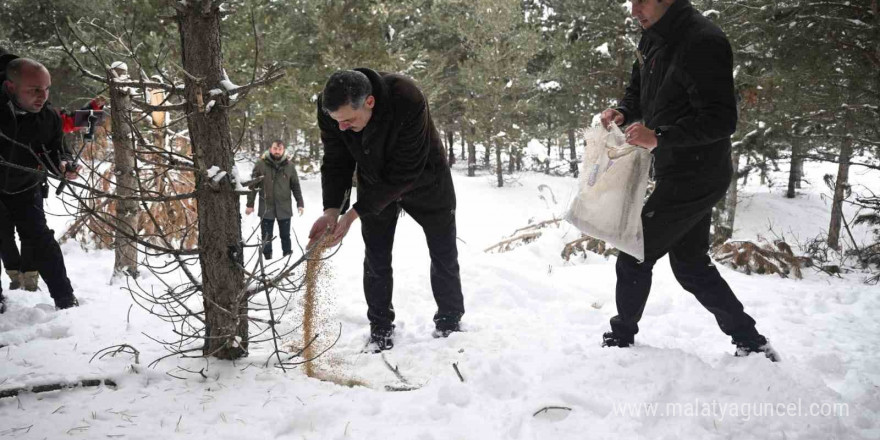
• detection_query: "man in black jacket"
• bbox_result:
[598,0,776,360]
[308,69,464,352]
[0,57,80,312]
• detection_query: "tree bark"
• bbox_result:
[568,128,578,177]
[713,152,740,245]
[465,123,476,177]
[508,145,516,173]
[176,1,246,360]
[483,139,491,168]
[495,141,503,188]
[110,80,139,280]
[828,111,854,250]
[786,141,800,198]
[446,130,455,165]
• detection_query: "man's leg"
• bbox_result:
[609,253,657,343]
[260,217,274,258]
[18,192,40,291]
[668,213,761,342]
[607,180,726,345]
[0,191,75,306]
[400,168,464,333]
[361,203,400,333]
[405,204,465,332]
[0,202,22,289]
[277,218,292,256]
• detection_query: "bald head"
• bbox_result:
[4,58,51,113]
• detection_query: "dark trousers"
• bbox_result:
[610,177,760,343]
[360,170,464,330]
[0,193,38,273]
[260,217,291,257]
[0,190,74,300]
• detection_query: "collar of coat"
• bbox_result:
[1,89,29,116]
[261,150,293,166]
[644,0,694,45]
[352,67,393,125]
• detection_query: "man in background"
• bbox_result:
[0,57,80,312]
[246,140,304,260]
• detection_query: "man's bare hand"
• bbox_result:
[600,108,624,129]
[308,209,340,249]
[328,208,359,247]
[60,161,81,180]
[624,123,658,151]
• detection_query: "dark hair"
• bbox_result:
[321,70,372,113]
[270,139,285,148]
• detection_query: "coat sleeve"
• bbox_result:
[45,112,71,172]
[317,98,356,212]
[615,59,642,125]
[655,34,738,149]
[351,85,430,216]
[246,161,263,208]
[289,164,304,208]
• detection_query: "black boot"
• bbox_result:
[0,291,6,314]
[733,335,780,362]
[432,320,461,338]
[54,294,79,310]
[602,331,633,348]
[366,325,394,353]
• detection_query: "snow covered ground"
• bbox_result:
[1,158,878,439]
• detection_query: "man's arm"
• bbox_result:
[289,164,304,208]
[246,161,263,208]
[615,59,643,126]
[351,83,430,216]
[654,34,738,148]
[317,98,356,213]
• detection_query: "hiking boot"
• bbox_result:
[0,291,6,314]
[263,253,273,261]
[602,331,633,348]
[54,295,79,310]
[432,321,461,338]
[366,326,394,353]
[733,335,780,362]
[6,269,21,290]
[22,271,39,291]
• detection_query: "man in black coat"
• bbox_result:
[598,0,776,360]
[0,57,80,312]
[308,69,464,351]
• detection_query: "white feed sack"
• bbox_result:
[565,124,652,261]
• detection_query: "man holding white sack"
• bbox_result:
[598,0,776,360]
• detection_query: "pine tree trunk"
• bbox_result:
[786,142,800,198]
[176,1,246,360]
[508,145,516,173]
[828,111,854,250]
[568,128,578,177]
[460,131,466,161]
[495,141,503,188]
[110,82,139,280]
[446,130,455,165]
[713,152,740,245]
[483,141,491,168]
[466,125,476,177]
